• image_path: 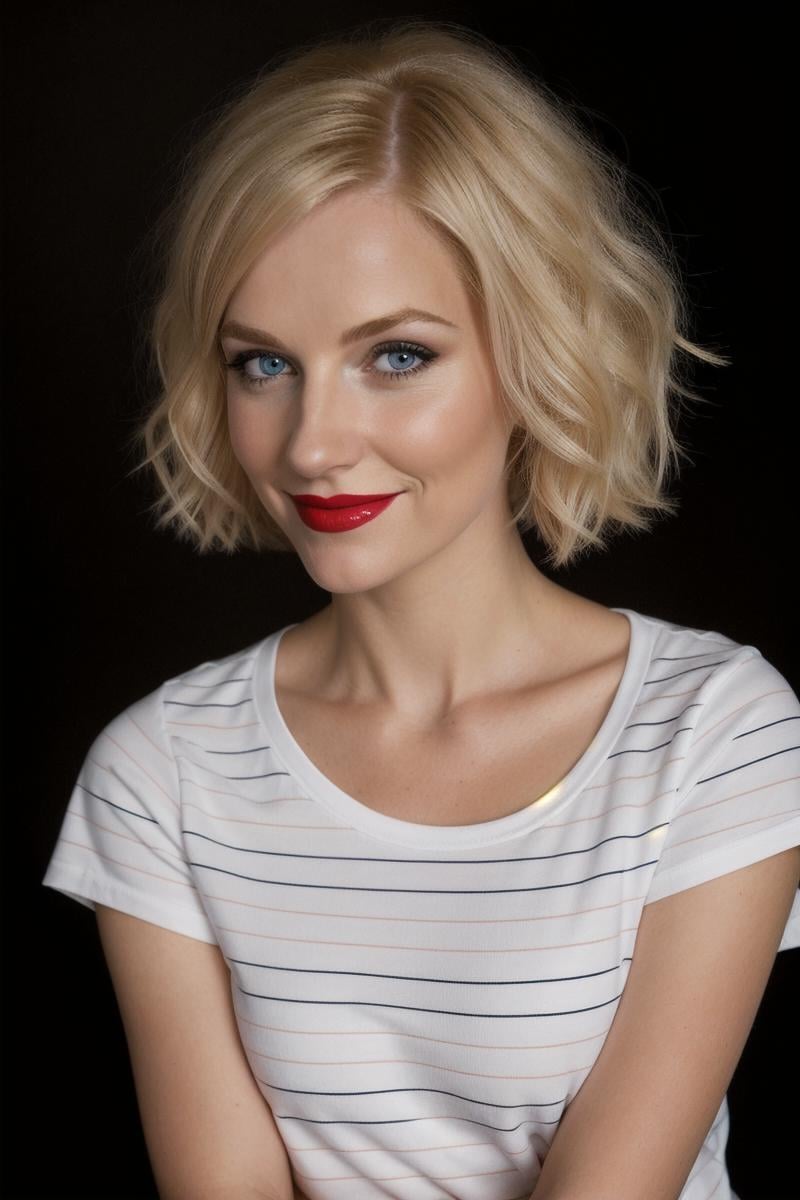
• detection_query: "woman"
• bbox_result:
[42,18,800,1200]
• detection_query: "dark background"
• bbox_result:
[3,3,796,1198]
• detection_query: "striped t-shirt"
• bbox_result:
[41,606,800,1200]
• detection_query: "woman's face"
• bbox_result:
[221,188,516,596]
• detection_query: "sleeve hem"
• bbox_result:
[645,818,800,903]
[643,821,800,952]
[41,861,219,945]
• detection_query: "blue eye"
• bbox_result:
[224,339,438,390]
[233,352,288,384]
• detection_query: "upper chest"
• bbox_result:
[274,648,630,826]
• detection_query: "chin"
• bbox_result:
[297,545,408,596]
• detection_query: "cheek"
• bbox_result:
[226,393,276,476]
[385,375,507,479]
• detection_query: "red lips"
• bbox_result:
[290,492,404,533]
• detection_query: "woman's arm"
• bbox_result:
[96,905,296,1200]
[530,848,800,1200]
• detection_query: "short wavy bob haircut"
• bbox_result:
[129,16,728,570]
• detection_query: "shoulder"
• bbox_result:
[630,604,747,658]
[679,638,799,749]
[159,633,268,713]
[629,607,796,709]
[86,631,278,776]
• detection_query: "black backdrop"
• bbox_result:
[3,3,796,1198]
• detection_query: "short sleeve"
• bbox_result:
[41,682,218,944]
[643,648,800,953]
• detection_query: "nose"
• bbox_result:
[282,371,367,480]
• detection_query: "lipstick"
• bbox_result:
[290,491,403,533]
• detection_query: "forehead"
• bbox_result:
[227,190,475,334]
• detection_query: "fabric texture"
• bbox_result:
[41,607,800,1200]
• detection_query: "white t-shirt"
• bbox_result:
[41,606,800,1200]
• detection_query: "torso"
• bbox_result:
[273,600,632,827]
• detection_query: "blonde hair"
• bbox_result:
[127,16,728,570]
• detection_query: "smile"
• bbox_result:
[290,493,403,533]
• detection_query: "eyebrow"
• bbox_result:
[218,306,458,351]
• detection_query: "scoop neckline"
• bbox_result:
[252,607,656,850]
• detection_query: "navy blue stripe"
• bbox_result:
[276,1112,562,1134]
[734,716,800,739]
[189,856,660,893]
[236,977,631,1021]
[183,772,296,782]
[624,703,703,729]
[607,726,695,759]
[179,769,292,782]
[229,955,630,989]
[272,1081,566,1109]
[652,651,737,661]
[202,745,274,754]
[645,659,730,684]
[274,1108,728,1139]
[77,783,159,824]
[181,821,669,866]
[696,744,799,786]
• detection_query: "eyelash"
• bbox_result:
[223,339,438,390]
